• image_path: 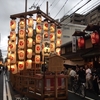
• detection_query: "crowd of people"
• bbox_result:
[68,64,100,96]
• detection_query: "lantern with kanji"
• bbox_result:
[19,18,25,28]
[11,64,17,74]
[19,29,25,38]
[78,37,85,48]
[43,20,48,31]
[50,33,55,41]
[10,19,16,30]
[36,34,41,43]
[27,49,32,58]
[91,32,99,45]
[10,53,16,64]
[26,60,32,69]
[56,48,61,56]
[36,24,42,34]
[44,31,48,39]
[50,43,55,52]
[35,55,40,64]
[18,39,25,49]
[56,27,62,38]
[50,23,55,32]
[36,14,42,24]
[10,31,16,40]
[28,16,33,27]
[9,42,16,52]
[27,38,33,47]
[56,39,61,47]
[18,50,25,60]
[35,44,41,54]
[28,27,33,37]
[7,58,10,65]
[18,61,24,71]
[7,52,11,58]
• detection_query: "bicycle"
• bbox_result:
[72,78,86,98]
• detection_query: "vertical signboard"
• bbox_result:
[72,36,76,52]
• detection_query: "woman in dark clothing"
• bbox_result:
[92,68,100,96]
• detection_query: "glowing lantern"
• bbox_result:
[78,37,85,48]
[18,61,24,71]
[7,65,10,71]
[19,18,25,28]
[8,46,11,52]
[35,45,41,54]
[56,39,61,47]
[36,14,42,24]
[43,20,48,31]
[10,31,16,40]
[27,27,33,37]
[18,50,25,60]
[35,55,40,63]
[56,48,61,56]
[28,16,33,27]
[44,31,48,39]
[36,24,42,34]
[26,60,32,69]
[50,43,55,52]
[7,59,10,65]
[10,53,16,64]
[10,19,16,30]
[50,23,55,32]
[8,40,11,46]
[50,33,55,41]
[19,29,25,38]
[27,49,32,58]
[18,39,25,49]
[91,32,99,44]
[27,38,33,47]
[56,28,62,38]
[9,42,16,52]
[36,34,41,43]
[11,64,17,74]
[7,52,11,58]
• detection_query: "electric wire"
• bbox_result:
[40,0,46,7]
[65,0,83,15]
[49,0,61,12]
[54,0,69,18]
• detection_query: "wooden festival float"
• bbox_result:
[7,5,68,100]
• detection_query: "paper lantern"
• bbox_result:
[8,40,11,46]
[26,60,32,69]
[35,55,40,64]
[27,38,33,47]
[11,64,17,74]
[50,43,55,52]
[78,37,85,48]
[35,44,41,54]
[27,27,33,37]
[18,61,24,71]
[10,31,16,40]
[10,19,16,30]
[36,34,41,43]
[19,18,25,29]
[18,39,25,49]
[56,28,62,38]
[36,14,42,24]
[18,50,25,60]
[7,59,10,65]
[43,20,48,31]
[28,16,33,27]
[10,53,16,64]
[56,48,61,56]
[50,33,55,41]
[50,23,55,32]
[8,46,11,52]
[19,29,25,38]
[91,32,99,44]
[44,31,48,39]
[27,49,32,58]
[7,52,11,58]
[36,24,42,34]
[9,41,16,52]
[56,39,61,47]
[7,65,10,71]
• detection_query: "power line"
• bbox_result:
[54,0,69,18]
[49,0,57,7]
[40,0,46,7]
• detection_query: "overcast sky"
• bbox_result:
[0,0,99,59]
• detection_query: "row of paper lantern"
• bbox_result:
[78,32,100,48]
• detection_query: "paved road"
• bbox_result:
[0,72,3,100]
